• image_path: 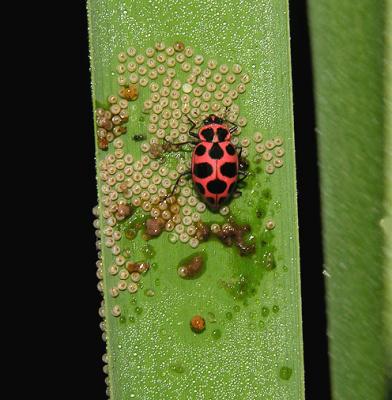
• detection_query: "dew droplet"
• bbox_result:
[207,312,216,323]
[262,307,270,317]
[211,329,222,340]
[144,288,155,297]
[170,362,185,374]
[279,366,293,380]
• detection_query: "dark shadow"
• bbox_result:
[73,3,107,399]
[289,1,331,399]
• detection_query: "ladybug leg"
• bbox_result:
[185,115,200,139]
[238,172,249,183]
[164,137,198,149]
[223,107,238,134]
[228,120,238,134]
[168,171,192,197]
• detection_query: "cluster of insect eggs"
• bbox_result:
[251,131,285,174]
[95,97,129,150]
[98,137,233,249]
[115,41,251,156]
[94,43,288,315]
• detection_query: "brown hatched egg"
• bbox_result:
[119,84,138,100]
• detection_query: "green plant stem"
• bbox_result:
[309,0,391,398]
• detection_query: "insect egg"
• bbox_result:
[111,305,121,317]
[190,315,205,333]
[174,41,185,52]
[274,159,284,168]
[127,47,136,57]
[176,53,185,63]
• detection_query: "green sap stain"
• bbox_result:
[170,363,185,374]
[233,305,241,312]
[258,320,265,329]
[207,312,216,323]
[129,316,136,323]
[121,208,148,234]
[249,311,257,320]
[138,115,145,122]
[282,265,288,272]
[248,321,256,330]
[256,208,266,219]
[260,230,277,271]
[263,252,276,271]
[130,297,137,305]
[262,188,272,200]
[144,288,155,297]
[211,329,222,340]
[225,312,233,320]
[221,274,250,301]
[142,244,155,259]
[272,305,279,313]
[119,316,126,324]
[125,229,137,240]
[123,248,132,258]
[279,366,293,380]
[155,278,161,286]
[135,306,143,315]
[262,307,270,318]
[221,267,261,303]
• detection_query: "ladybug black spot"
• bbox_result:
[220,162,237,178]
[195,182,205,194]
[209,143,224,159]
[217,127,229,142]
[195,144,206,156]
[207,179,227,194]
[194,162,213,178]
[200,128,214,142]
[226,144,236,155]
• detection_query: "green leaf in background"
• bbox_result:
[88,1,304,398]
[309,0,391,398]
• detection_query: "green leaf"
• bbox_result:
[88,1,304,398]
[308,0,391,398]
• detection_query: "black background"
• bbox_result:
[65,1,330,398]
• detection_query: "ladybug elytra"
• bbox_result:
[169,113,248,211]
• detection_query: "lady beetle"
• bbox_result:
[169,114,248,211]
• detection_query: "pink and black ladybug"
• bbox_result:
[169,114,248,211]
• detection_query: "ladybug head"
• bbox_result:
[203,114,223,125]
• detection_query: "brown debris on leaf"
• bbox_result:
[126,261,150,273]
[145,217,165,237]
[215,217,255,256]
[119,84,139,101]
[178,254,204,279]
[195,221,210,242]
